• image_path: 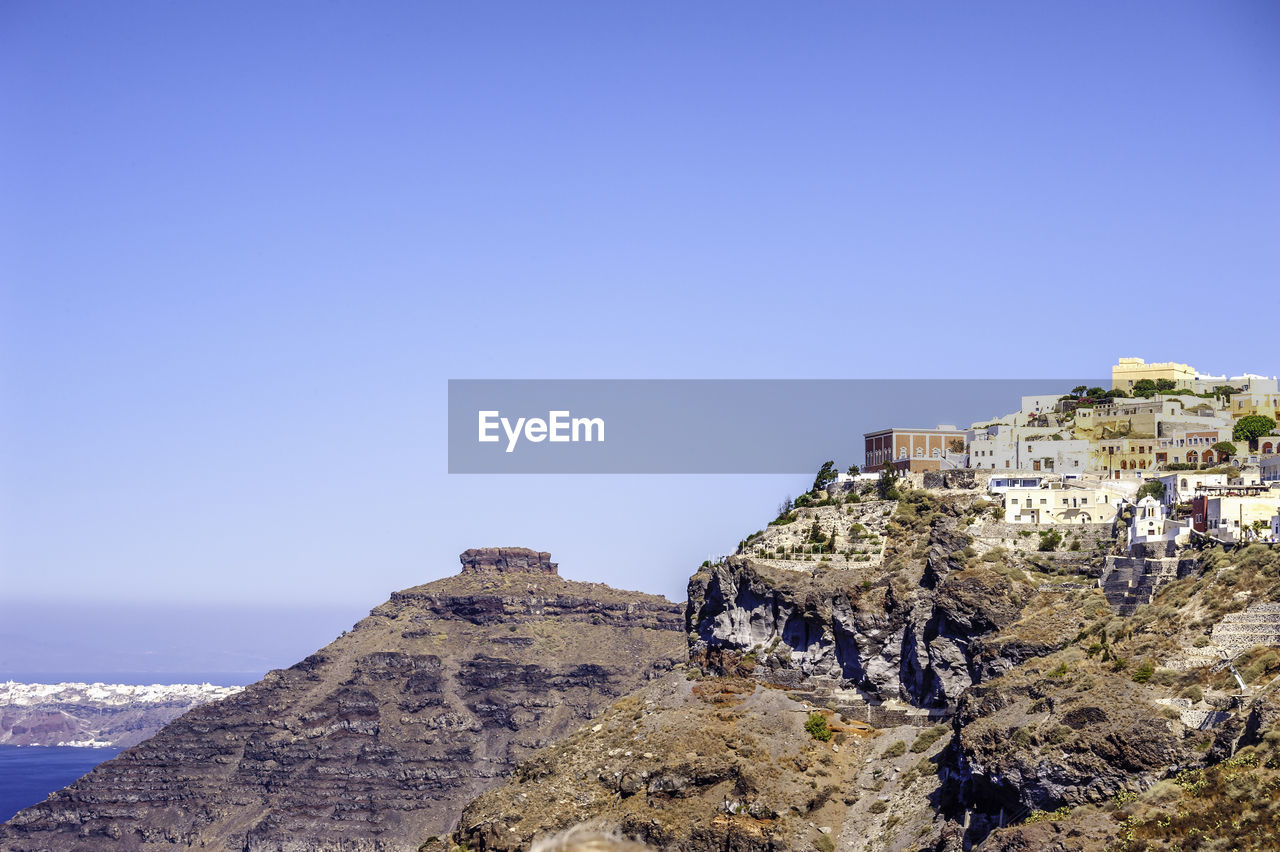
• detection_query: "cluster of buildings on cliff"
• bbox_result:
[860,358,1280,544]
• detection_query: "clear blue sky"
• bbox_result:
[2,1,1278,646]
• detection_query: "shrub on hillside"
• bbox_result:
[911,725,949,754]
[804,712,833,742]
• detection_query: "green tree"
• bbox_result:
[1212,385,1240,402]
[1155,378,1177,391]
[846,464,860,476]
[804,712,833,742]
[876,463,900,500]
[1131,660,1156,683]
[1136,480,1165,502]
[1132,379,1158,398]
[811,460,838,494]
[1086,386,1108,398]
[1071,385,1089,396]
[1211,441,1237,457]
[1232,415,1277,448]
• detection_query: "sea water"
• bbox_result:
[0,745,124,823]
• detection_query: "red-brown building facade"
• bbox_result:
[864,426,967,473]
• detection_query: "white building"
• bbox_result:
[1193,372,1279,395]
[988,475,1046,493]
[968,424,1090,473]
[968,425,1017,470]
[1019,438,1092,474]
[1156,472,1228,508]
[1020,394,1063,418]
[1199,491,1280,543]
[1128,496,1192,548]
[1003,483,1120,525]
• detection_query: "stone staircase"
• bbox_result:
[1162,645,1223,672]
[1155,697,1235,729]
[1211,603,1280,657]
[1100,555,1199,615]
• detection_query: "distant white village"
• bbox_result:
[858,358,1280,546]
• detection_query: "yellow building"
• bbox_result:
[1227,392,1280,425]
[1092,437,1158,476]
[1071,398,1174,442]
[1112,358,1197,392]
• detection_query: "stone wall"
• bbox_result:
[1155,697,1234,730]
[970,520,1115,550]
[923,470,980,490]
[1212,602,1280,657]
[969,519,1116,578]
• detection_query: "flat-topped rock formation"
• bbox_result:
[459,546,557,575]
[0,550,684,852]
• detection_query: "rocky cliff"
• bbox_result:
[687,490,1034,720]
[0,682,242,747]
[0,548,685,852]
[453,489,1280,852]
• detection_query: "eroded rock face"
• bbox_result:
[460,547,558,575]
[949,678,1191,811]
[686,505,1030,714]
[0,552,683,852]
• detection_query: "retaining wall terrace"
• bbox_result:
[1212,603,1280,657]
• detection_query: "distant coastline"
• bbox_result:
[0,679,246,749]
[0,672,263,687]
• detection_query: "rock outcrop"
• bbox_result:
[460,547,558,575]
[446,672,888,852]
[0,549,684,852]
[686,493,1032,721]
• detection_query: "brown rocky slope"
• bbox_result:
[446,486,1280,852]
[0,548,684,852]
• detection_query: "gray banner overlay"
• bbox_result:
[448,379,1099,474]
